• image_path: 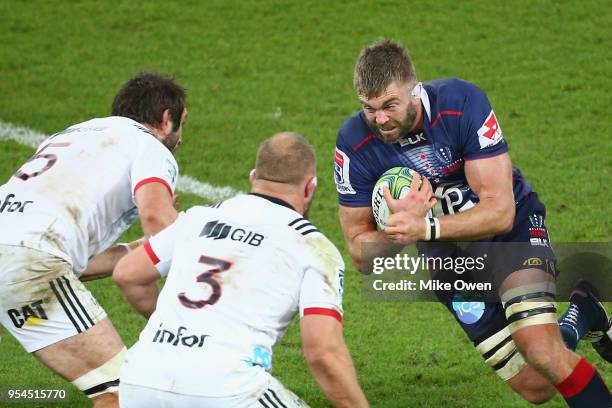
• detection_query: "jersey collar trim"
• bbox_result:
[249,193,296,212]
[412,82,431,121]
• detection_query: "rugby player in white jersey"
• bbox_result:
[0,72,187,407]
[114,132,369,408]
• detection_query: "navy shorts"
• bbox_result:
[419,192,558,348]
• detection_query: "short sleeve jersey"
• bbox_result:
[120,193,345,397]
[334,79,532,215]
[0,116,178,274]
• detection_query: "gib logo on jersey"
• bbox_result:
[334,148,356,195]
[452,295,485,324]
[477,110,504,149]
[200,220,264,247]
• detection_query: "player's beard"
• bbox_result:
[368,102,418,144]
[162,131,181,153]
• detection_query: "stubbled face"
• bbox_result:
[162,108,188,153]
[359,81,420,143]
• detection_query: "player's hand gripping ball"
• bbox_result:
[371,167,419,230]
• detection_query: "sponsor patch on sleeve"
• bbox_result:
[477,110,504,149]
[334,148,356,195]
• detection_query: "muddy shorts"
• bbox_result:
[0,245,106,352]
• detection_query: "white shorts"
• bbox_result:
[120,375,310,408]
[0,245,106,352]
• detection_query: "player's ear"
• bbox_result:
[249,169,256,184]
[305,176,317,200]
[160,109,172,135]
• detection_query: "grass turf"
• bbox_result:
[0,1,610,406]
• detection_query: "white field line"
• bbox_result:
[0,120,241,202]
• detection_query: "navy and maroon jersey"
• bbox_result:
[334,78,531,216]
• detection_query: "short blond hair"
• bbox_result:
[354,39,417,97]
[255,132,315,185]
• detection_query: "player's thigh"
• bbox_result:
[34,317,124,380]
[0,245,124,396]
[0,246,107,353]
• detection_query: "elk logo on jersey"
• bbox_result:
[398,132,427,147]
[200,220,264,247]
[477,110,504,149]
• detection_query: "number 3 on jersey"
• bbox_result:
[178,255,233,309]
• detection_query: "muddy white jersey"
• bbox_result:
[0,116,178,274]
[121,193,345,397]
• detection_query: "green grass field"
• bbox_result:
[0,0,610,406]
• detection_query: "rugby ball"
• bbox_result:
[371,167,417,230]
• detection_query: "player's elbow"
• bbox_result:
[349,253,366,274]
[139,207,177,236]
[304,342,342,371]
[112,258,135,289]
[496,203,515,234]
[347,240,370,274]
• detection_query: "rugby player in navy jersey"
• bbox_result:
[334,39,610,406]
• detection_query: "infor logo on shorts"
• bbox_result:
[452,295,485,324]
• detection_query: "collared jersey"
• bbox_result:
[121,194,345,397]
[0,116,178,274]
[335,79,531,215]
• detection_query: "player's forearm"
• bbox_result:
[307,347,369,408]
[348,231,403,273]
[116,281,159,318]
[80,245,128,281]
[438,198,514,240]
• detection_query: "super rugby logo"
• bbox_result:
[477,110,503,149]
[334,150,344,183]
[334,148,356,195]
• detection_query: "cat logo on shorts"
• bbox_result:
[7,300,48,328]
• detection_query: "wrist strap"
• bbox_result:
[424,217,440,241]
[119,237,145,253]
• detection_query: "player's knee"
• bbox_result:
[91,391,119,408]
[510,374,556,404]
[519,342,557,373]
[513,386,555,405]
[507,367,556,404]
[504,291,558,359]
[72,347,126,399]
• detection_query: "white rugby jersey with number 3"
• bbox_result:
[0,116,178,274]
[121,193,345,398]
